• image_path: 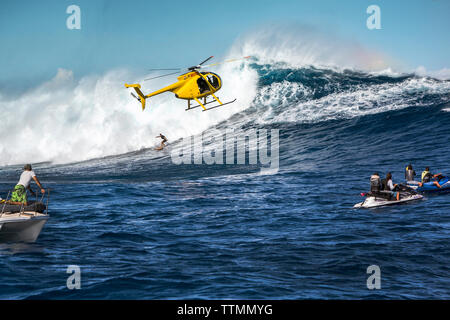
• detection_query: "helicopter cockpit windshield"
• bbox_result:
[206,74,220,89]
[197,73,221,94]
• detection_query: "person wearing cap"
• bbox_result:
[9,164,45,205]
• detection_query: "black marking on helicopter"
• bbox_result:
[130,92,141,102]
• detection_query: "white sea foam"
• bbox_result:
[228,25,393,72]
[252,77,450,124]
[0,63,258,166]
[1,27,448,166]
[415,66,450,80]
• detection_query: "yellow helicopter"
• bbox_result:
[125,56,251,112]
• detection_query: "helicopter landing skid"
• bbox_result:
[185,99,236,111]
[185,99,218,111]
[202,99,236,111]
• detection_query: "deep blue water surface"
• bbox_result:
[1,66,449,299]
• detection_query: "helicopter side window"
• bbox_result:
[197,77,209,94]
[207,74,220,89]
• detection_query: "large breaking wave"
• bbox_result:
[1,28,449,167]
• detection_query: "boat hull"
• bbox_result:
[354,194,424,208]
[407,178,450,193]
[0,214,49,243]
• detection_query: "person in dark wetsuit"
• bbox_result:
[156,133,168,150]
[405,164,416,181]
[369,172,393,200]
[370,173,382,192]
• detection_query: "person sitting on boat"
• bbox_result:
[421,167,432,183]
[8,164,45,206]
[385,172,400,201]
[405,164,416,182]
[370,173,382,192]
[419,167,442,188]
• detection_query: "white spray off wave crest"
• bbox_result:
[227,27,450,124]
[229,26,391,71]
[0,62,258,166]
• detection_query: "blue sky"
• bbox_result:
[0,0,449,88]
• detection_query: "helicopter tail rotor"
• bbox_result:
[125,83,147,110]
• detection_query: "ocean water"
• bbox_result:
[1,59,450,299]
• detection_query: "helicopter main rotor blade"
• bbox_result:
[143,70,181,81]
[199,56,214,66]
[141,56,251,82]
[200,56,252,69]
[147,68,181,71]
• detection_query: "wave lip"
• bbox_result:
[229,25,392,72]
[252,73,450,124]
[415,66,450,80]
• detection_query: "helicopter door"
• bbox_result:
[197,77,209,94]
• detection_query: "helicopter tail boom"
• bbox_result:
[125,82,183,111]
[125,84,147,110]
